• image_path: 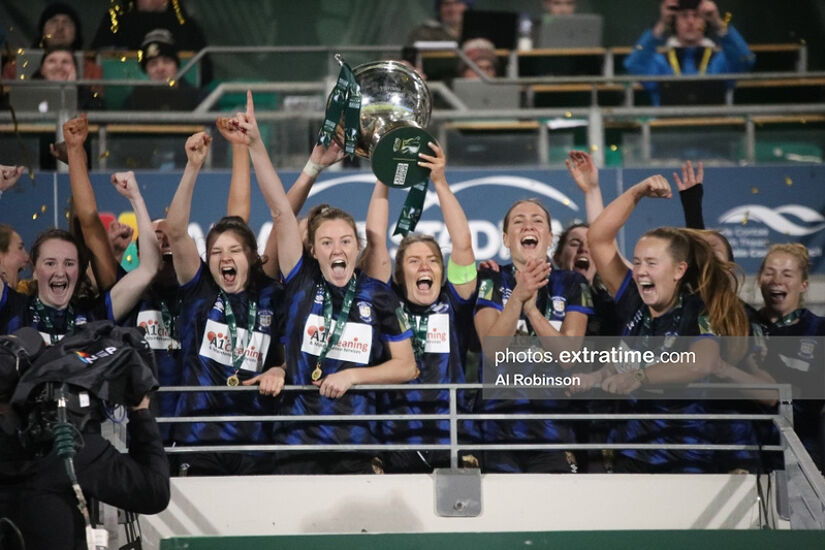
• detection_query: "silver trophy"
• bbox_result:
[327,56,435,188]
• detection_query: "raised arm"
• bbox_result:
[0,164,25,193]
[63,115,118,290]
[588,175,672,296]
[360,180,392,282]
[166,132,212,286]
[108,171,161,320]
[225,143,251,222]
[423,142,476,300]
[216,117,251,222]
[673,160,705,229]
[565,150,604,223]
[224,92,304,276]
[255,141,346,279]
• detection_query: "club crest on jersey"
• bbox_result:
[259,309,272,328]
[357,301,373,322]
[314,286,325,305]
[799,338,816,360]
[552,297,566,315]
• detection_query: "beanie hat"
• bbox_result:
[138,28,179,72]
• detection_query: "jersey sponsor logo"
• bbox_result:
[425,313,450,353]
[301,314,373,364]
[137,310,180,350]
[199,319,271,372]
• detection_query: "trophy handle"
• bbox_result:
[334,53,345,67]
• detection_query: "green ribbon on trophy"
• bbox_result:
[393,179,428,236]
[318,56,361,159]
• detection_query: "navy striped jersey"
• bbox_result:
[474,265,594,448]
[122,281,183,439]
[611,270,716,472]
[378,282,478,446]
[278,253,412,446]
[1,281,112,341]
[172,263,283,445]
[755,308,825,471]
[588,282,620,336]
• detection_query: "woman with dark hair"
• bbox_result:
[360,142,479,472]
[223,92,417,474]
[584,174,749,472]
[164,131,284,476]
[0,171,160,340]
[474,190,594,473]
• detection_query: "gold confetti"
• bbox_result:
[168,79,176,87]
[19,75,25,80]
[93,92,99,98]
[22,61,28,68]
[126,255,133,263]
[742,211,749,225]
[785,177,793,186]
[16,48,23,55]
[610,144,618,151]
[590,144,599,152]
[32,213,38,220]
[99,150,111,160]
[563,199,570,206]
[564,112,572,118]
[120,56,127,63]
[40,205,47,213]
[751,187,759,194]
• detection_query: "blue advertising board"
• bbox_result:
[1,165,822,276]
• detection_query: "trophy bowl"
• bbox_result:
[329,60,436,188]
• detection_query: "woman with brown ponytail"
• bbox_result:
[578,174,748,472]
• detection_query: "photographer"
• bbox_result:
[623,0,755,105]
[0,325,170,550]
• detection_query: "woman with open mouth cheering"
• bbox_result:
[0,171,160,342]
[228,91,418,475]
[474,196,594,473]
[360,142,479,473]
[585,174,749,473]
[165,131,285,476]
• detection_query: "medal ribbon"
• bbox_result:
[33,297,74,344]
[313,276,359,380]
[318,57,361,159]
[220,291,258,376]
[403,304,431,362]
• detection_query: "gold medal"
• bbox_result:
[311,363,323,382]
[227,374,240,386]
